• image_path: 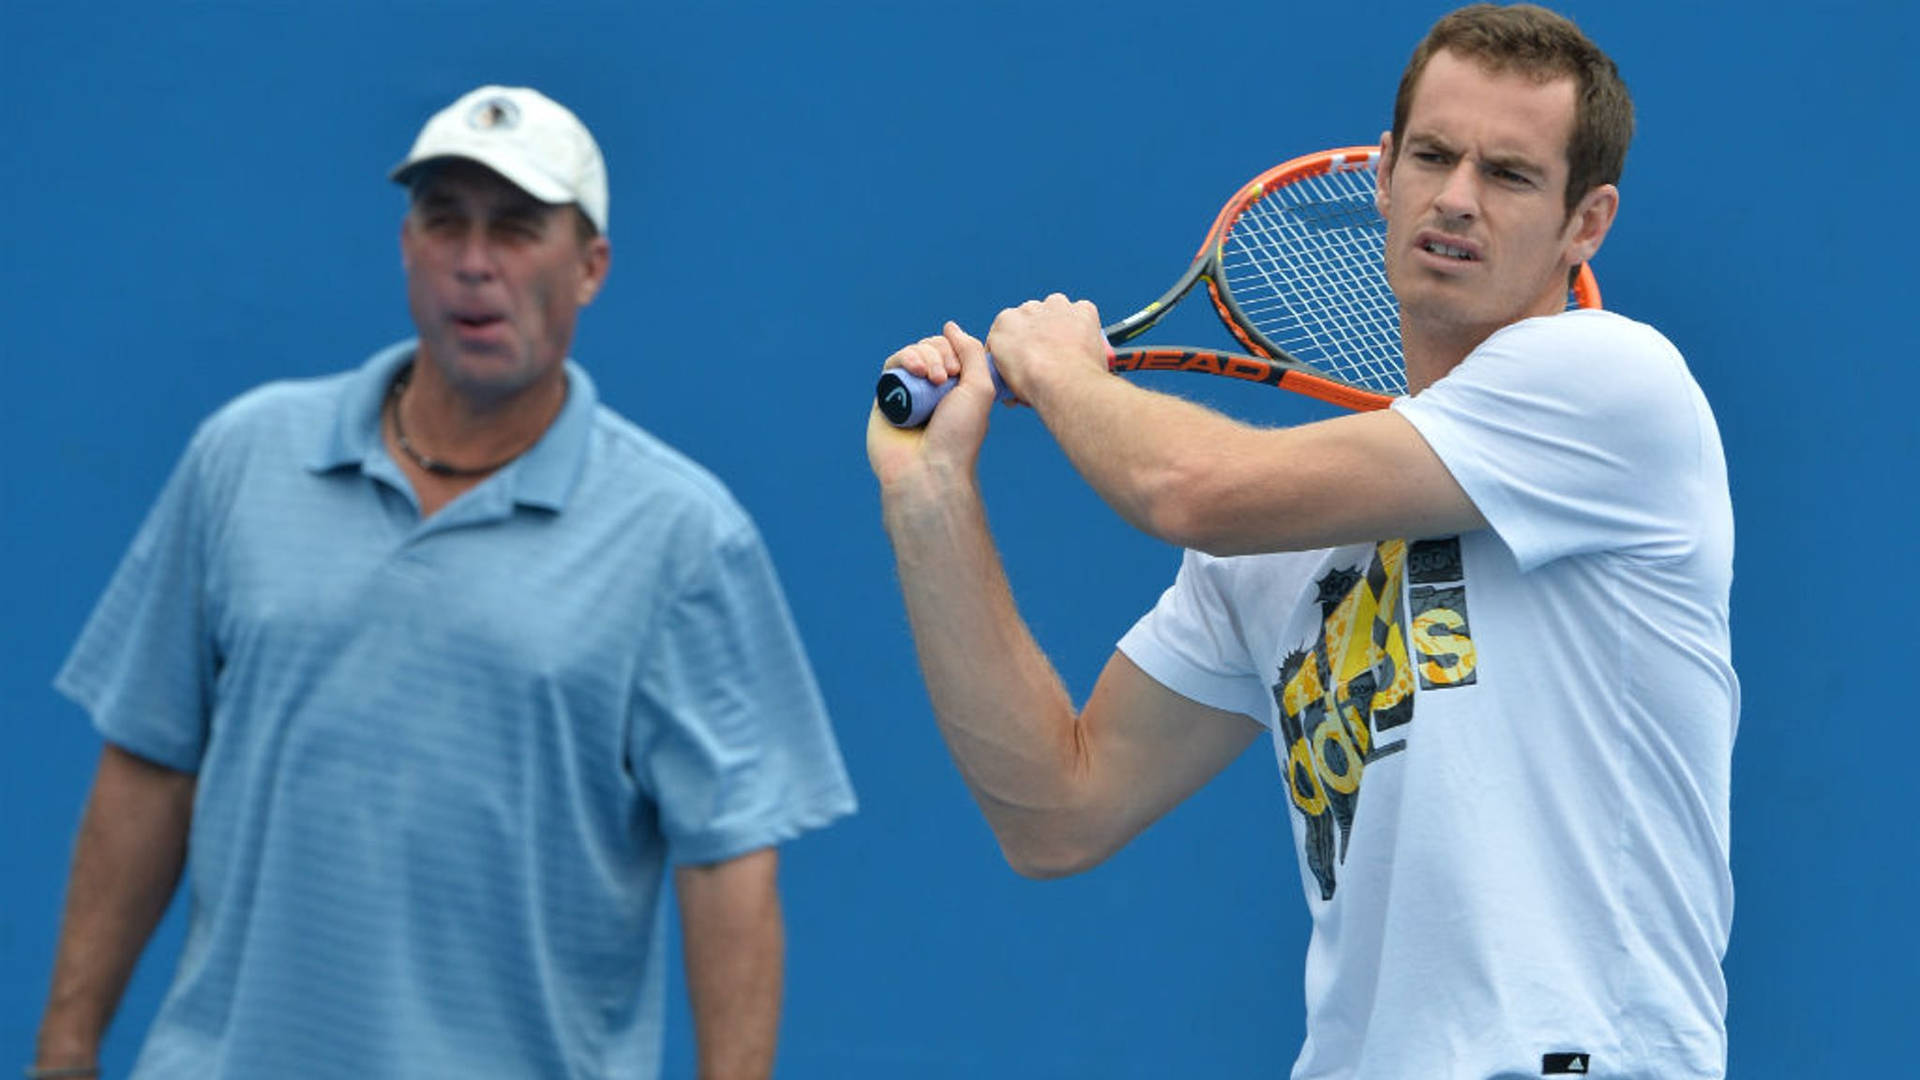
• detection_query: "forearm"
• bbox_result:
[37,745,195,1066]
[1021,362,1271,552]
[678,851,783,1080]
[870,318,1142,871]
[880,468,1098,862]
[1022,364,1457,555]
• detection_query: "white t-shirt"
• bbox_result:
[1118,310,1737,1080]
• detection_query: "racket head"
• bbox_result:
[1111,147,1605,412]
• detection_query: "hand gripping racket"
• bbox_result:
[876,146,1603,426]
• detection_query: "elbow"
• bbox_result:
[969,717,1126,880]
[995,830,1112,880]
[1002,844,1101,881]
[1131,463,1205,550]
[1136,469,1244,556]
[1136,456,1314,557]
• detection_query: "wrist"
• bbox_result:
[879,457,978,513]
[1010,340,1106,416]
[881,468,991,557]
[26,1065,100,1080]
[33,1026,100,1074]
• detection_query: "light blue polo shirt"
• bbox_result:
[57,342,856,1079]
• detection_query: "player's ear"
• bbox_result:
[1375,131,1395,217]
[1563,182,1619,266]
[399,215,415,272]
[575,236,611,307]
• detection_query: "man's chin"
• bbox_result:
[422,345,554,403]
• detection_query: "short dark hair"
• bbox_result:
[1390,3,1634,212]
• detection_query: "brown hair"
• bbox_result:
[1390,3,1634,212]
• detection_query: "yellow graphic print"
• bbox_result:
[1273,540,1414,901]
[1411,588,1478,688]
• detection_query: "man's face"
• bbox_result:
[1377,49,1612,347]
[400,160,610,401]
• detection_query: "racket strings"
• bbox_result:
[1222,167,1407,396]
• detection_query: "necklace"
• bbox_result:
[387,365,526,478]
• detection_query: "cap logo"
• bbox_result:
[467,96,520,131]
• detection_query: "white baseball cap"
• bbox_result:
[390,85,609,235]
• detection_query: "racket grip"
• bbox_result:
[875,356,1011,428]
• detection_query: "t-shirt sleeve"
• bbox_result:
[54,428,221,772]
[1392,311,1716,572]
[1116,549,1275,725]
[630,519,855,866]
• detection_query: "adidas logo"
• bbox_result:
[1542,1052,1590,1075]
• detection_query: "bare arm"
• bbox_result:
[982,295,1488,556]
[870,326,1264,876]
[676,847,782,1080]
[35,743,196,1070]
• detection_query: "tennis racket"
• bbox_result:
[875,146,1603,426]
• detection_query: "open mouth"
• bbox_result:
[454,313,506,331]
[1420,239,1477,261]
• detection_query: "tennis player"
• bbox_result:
[34,85,854,1080]
[868,5,1735,1078]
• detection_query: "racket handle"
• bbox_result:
[875,356,1012,428]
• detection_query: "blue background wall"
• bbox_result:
[4,1,1912,1076]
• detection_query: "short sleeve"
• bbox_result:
[1392,310,1715,572]
[630,521,855,865]
[54,429,220,771]
[1117,549,1276,725]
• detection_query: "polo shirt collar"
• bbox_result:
[306,340,596,513]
